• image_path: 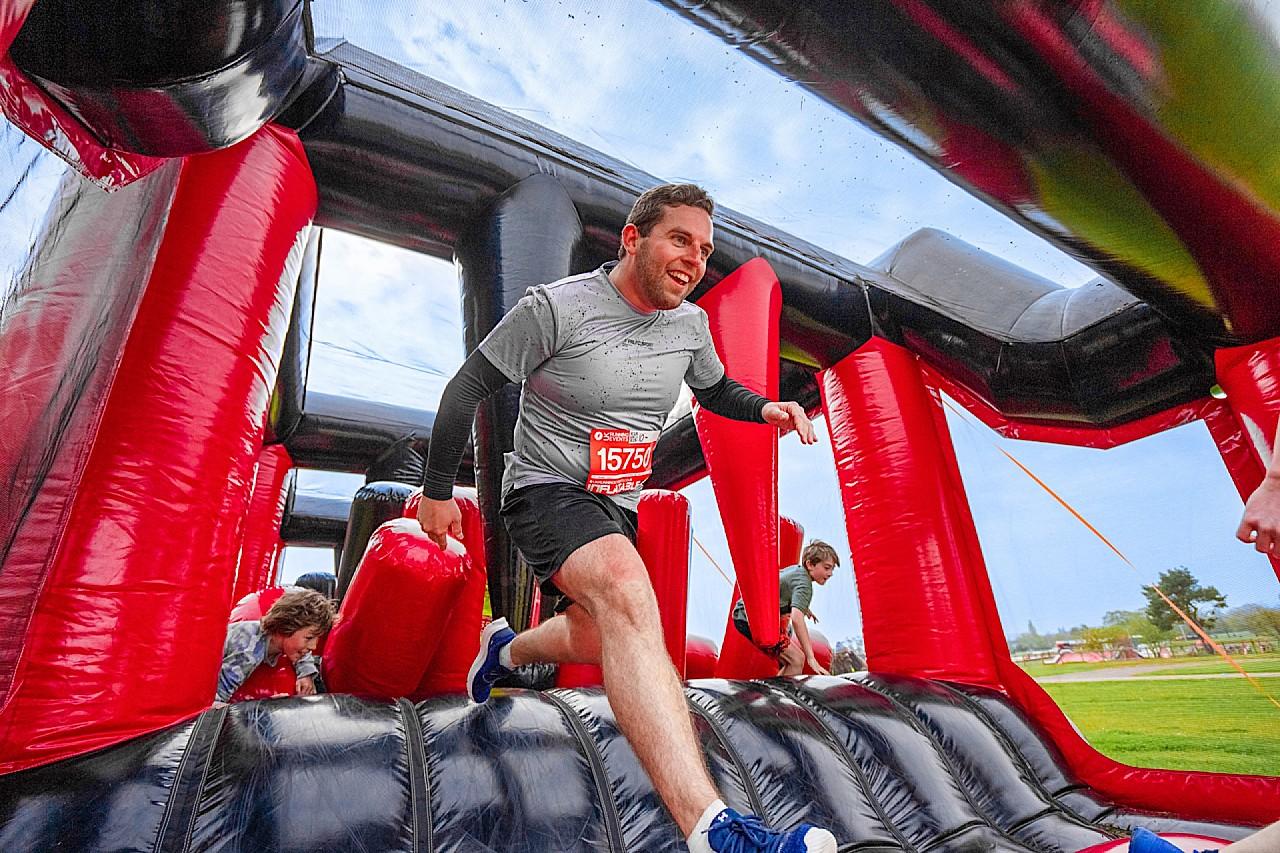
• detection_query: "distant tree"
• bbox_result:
[829,645,865,675]
[1143,567,1227,632]
[1220,603,1280,639]
[1100,609,1173,642]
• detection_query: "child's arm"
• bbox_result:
[216,623,261,703]
[789,607,829,675]
[292,652,319,696]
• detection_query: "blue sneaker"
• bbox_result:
[467,617,517,704]
[706,808,837,853]
[1130,828,1218,853]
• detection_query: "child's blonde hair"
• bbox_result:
[261,588,335,636]
[801,540,839,569]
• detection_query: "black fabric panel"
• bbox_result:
[417,691,614,852]
[854,674,1113,852]
[782,675,1001,850]
[189,695,414,853]
[0,677,1261,850]
[686,679,902,847]
[0,719,195,852]
[549,688,684,853]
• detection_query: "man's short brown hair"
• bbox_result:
[802,540,840,569]
[618,183,715,259]
[261,588,335,636]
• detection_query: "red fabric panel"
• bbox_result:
[1215,339,1280,582]
[555,663,603,688]
[819,339,1000,686]
[694,257,782,645]
[411,493,487,698]
[324,519,468,699]
[998,656,1280,824]
[229,587,288,624]
[685,635,718,679]
[779,516,804,567]
[0,127,316,774]
[234,444,292,603]
[0,57,165,189]
[922,363,1218,449]
[713,590,778,679]
[637,490,692,677]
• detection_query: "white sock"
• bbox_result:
[498,643,514,670]
[686,799,727,853]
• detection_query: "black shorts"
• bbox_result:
[501,483,639,599]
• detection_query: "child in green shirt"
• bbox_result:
[732,539,839,676]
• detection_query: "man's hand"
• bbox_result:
[417,495,463,549]
[806,656,830,676]
[762,401,817,445]
[296,675,317,696]
[1238,477,1280,554]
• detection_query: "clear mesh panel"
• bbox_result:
[945,396,1280,775]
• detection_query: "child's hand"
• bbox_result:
[805,611,819,623]
[296,675,317,696]
[807,656,830,676]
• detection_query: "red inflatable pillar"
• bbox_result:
[715,515,805,678]
[557,490,693,687]
[1214,339,1280,581]
[819,339,1002,686]
[694,258,782,647]
[234,444,293,601]
[0,127,315,773]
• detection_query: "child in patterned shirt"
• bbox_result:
[216,588,335,703]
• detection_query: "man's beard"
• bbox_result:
[636,245,690,310]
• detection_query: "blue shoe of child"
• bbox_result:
[1129,828,1219,853]
[467,617,517,704]
[706,808,837,853]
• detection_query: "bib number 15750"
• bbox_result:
[586,428,658,495]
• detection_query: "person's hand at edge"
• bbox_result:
[296,675,317,696]
[1238,477,1280,554]
[417,495,463,549]
[762,401,817,445]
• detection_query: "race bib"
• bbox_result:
[586,428,659,495]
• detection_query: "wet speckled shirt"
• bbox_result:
[478,264,724,509]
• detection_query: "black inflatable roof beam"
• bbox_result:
[283,44,1213,426]
[279,473,348,546]
[868,229,1213,425]
[0,676,1255,850]
[8,0,310,156]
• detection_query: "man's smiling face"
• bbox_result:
[630,204,714,310]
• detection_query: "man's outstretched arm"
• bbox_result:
[691,376,817,445]
[418,349,511,547]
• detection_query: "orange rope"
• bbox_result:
[692,534,736,587]
[944,398,1280,711]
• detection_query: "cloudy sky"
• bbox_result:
[278,1,1279,649]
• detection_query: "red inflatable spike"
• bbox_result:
[693,258,782,646]
[684,635,719,679]
[323,519,469,699]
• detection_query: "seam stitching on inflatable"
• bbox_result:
[764,679,917,851]
[542,690,625,852]
[397,697,433,853]
[684,692,767,819]
[154,705,227,853]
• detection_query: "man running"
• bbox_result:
[418,183,836,853]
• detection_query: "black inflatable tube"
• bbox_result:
[9,0,310,156]
[285,42,1212,428]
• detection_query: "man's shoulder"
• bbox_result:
[540,269,605,297]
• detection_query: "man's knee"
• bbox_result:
[558,535,656,625]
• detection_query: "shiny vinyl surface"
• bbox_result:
[0,675,1257,852]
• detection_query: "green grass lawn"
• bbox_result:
[1042,678,1280,775]
[1017,652,1280,679]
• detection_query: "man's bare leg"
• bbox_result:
[510,603,601,665]
[1222,820,1280,853]
[512,533,718,835]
